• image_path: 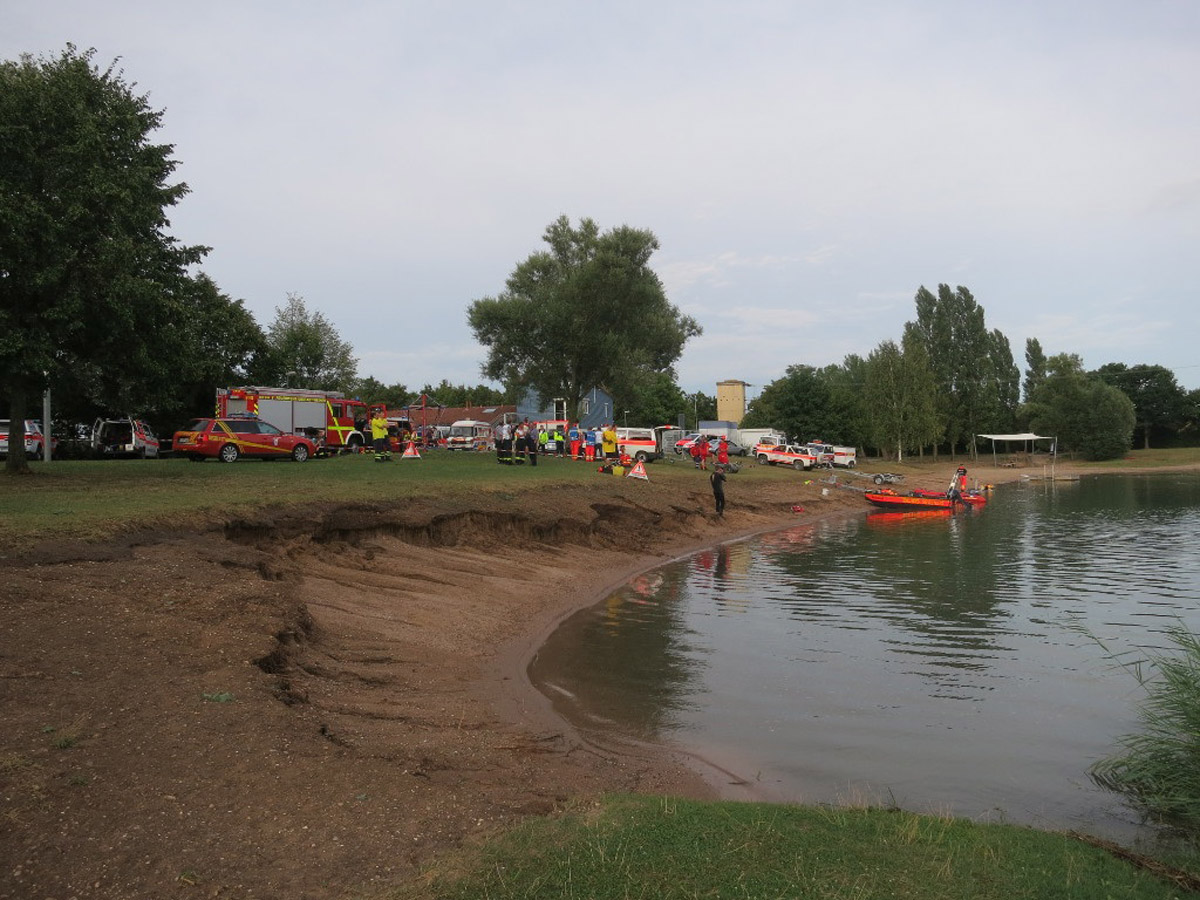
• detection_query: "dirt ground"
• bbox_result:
[0,457,1167,899]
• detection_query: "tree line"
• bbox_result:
[5,47,1194,472]
[741,285,1199,461]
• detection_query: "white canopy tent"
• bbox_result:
[977,433,1057,470]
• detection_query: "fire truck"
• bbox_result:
[216,387,370,454]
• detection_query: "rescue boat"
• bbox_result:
[863,489,985,511]
[909,487,989,507]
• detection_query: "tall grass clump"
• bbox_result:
[1091,624,1200,836]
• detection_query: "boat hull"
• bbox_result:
[864,491,969,510]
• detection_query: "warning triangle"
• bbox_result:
[627,460,649,480]
[402,441,421,459]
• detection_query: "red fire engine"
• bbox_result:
[216,387,370,454]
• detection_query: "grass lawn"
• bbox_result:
[0,449,797,547]
[393,795,1198,900]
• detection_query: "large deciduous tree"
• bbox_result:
[467,216,700,420]
[1,46,207,472]
[264,293,358,393]
[1094,363,1187,450]
[1023,353,1136,460]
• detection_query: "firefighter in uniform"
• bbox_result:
[370,410,391,461]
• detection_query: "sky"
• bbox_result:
[6,1,1200,399]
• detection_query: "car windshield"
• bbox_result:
[258,421,284,435]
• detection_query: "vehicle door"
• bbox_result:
[136,421,161,457]
[223,418,271,456]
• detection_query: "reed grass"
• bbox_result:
[1091,624,1200,837]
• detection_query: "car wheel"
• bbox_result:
[635,451,648,463]
[873,474,884,485]
[219,443,240,463]
[292,443,310,462]
[846,460,855,468]
[757,454,769,465]
[792,459,804,470]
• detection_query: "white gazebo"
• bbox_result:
[977,432,1058,472]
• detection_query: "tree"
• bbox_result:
[416,380,507,408]
[863,332,939,461]
[264,293,357,393]
[1023,337,1047,403]
[1024,358,1136,460]
[622,373,688,428]
[740,365,834,441]
[467,216,700,419]
[1094,363,1187,450]
[907,284,997,458]
[350,377,410,408]
[1,46,207,472]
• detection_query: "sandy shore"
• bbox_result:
[3,456,1192,899]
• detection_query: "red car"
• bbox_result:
[173,416,317,463]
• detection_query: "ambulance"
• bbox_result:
[615,427,661,462]
[446,420,494,451]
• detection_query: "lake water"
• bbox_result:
[530,473,1200,842]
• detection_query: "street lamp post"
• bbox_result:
[624,410,628,427]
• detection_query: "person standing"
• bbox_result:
[568,422,581,460]
[370,410,391,462]
[717,436,730,467]
[601,423,618,461]
[710,464,727,516]
[697,436,710,471]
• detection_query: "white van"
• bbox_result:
[445,419,494,451]
[615,427,661,462]
[93,417,161,458]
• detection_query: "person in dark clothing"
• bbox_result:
[710,464,727,516]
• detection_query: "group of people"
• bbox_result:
[493,420,622,466]
[689,435,732,471]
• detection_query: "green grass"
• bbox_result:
[0,451,711,547]
[393,795,1194,900]
[1072,447,1200,470]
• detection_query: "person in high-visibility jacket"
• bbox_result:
[370,411,391,461]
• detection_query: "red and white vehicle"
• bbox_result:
[0,419,57,460]
[805,440,856,468]
[756,443,819,470]
[615,427,661,462]
[217,387,369,454]
[446,419,494,451]
[92,417,161,458]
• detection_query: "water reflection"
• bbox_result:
[530,474,1200,841]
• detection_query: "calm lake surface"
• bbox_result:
[531,473,1200,842]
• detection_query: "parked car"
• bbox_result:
[673,432,701,454]
[172,416,317,463]
[756,443,819,470]
[92,417,161,458]
[0,419,57,460]
[707,437,748,457]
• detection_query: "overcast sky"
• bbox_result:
[7,1,1199,397]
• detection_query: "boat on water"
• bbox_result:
[864,488,986,511]
[910,487,989,507]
